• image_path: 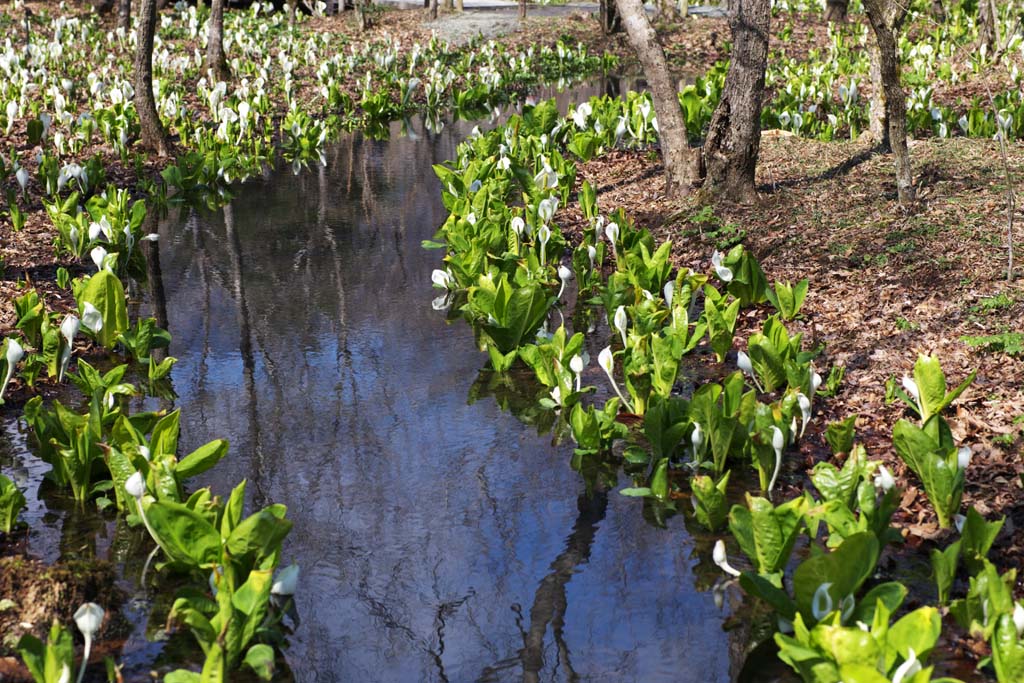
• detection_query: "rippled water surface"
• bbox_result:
[2,81,743,682]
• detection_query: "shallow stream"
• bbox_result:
[1,80,747,682]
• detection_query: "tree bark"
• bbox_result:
[930,0,945,22]
[287,0,297,24]
[701,0,770,202]
[862,0,914,205]
[519,0,526,19]
[429,0,438,19]
[978,0,999,54]
[615,0,700,198]
[600,0,621,33]
[868,38,886,145]
[133,0,169,156]
[824,0,847,22]
[354,0,367,29]
[443,0,453,12]
[117,0,131,31]
[206,0,230,82]
[455,0,463,11]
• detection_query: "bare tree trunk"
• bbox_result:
[117,0,131,31]
[287,0,297,24]
[978,0,999,54]
[863,0,914,205]
[701,0,769,202]
[868,39,886,145]
[455,0,463,11]
[443,0,453,12]
[354,0,367,29]
[133,0,169,156]
[206,0,230,82]
[519,0,526,19]
[615,0,700,198]
[930,0,945,22]
[429,0,438,19]
[824,0,847,22]
[599,0,621,32]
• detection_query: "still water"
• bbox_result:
[2,82,743,682]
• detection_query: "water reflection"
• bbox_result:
[1,79,741,681]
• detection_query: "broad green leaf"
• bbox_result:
[729,494,806,575]
[960,507,1003,574]
[146,500,222,568]
[793,532,879,623]
[243,644,276,681]
[887,606,941,661]
[78,270,129,349]
[992,614,1024,683]
[177,440,229,480]
[824,414,857,456]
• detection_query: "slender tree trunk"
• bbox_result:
[443,0,453,12]
[206,0,230,82]
[455,0,463,11]
[429,0,438,19]
[978,0,999,54]
[868,39,886,145]
[614,0,700,198]
[354,0,367,29]
[701,0,770,202]
[133,0,169,156]
[519,0,527,19]
[600,0,621,33]
[824,0,847,22]
[287,0,297,24]
[117,0,131,31]
[863,0,914,205]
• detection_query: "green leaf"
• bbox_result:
[145,500,222,568]
[887,606,942,661]
[27,119,43,145]
[243,644,276,681]
[793,532,880,624]
[931,540,961,605]
[851,582,907,625]
[150,410,181,458]
[740,571,796,619]
[199,643,227,683]
[177,440,229,481]
[992,613,1024,683]
[78,270,129,349]
[650,458,670,501]
[960,507,1003,574]
[0,473,26,534]
[824,414,857,456]
[225,506,292,566]
[729,494,806,575]
[691,471,730,532]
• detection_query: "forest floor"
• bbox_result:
[1,2,1023,673]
